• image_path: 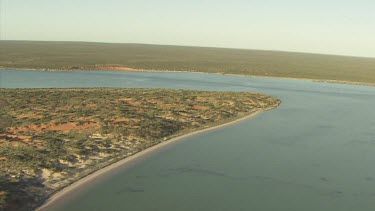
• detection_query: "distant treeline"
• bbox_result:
[1,41,375,84]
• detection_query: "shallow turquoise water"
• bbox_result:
[2,70,375,211]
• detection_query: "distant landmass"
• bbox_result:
[1,41,375,84]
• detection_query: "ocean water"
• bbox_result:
[2,70,375,211]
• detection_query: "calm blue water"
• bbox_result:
[2,70,375,211]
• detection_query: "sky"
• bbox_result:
[1,0,374,57]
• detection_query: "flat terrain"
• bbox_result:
[1,41,375,84]
[0,88,280,210]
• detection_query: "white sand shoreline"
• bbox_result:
[36,111,263,210]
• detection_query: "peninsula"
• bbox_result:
[0,88,280,210]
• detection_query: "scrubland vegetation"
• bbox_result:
[0,88,280,210]
[1,41,375,84]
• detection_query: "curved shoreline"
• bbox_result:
[1,68,375,87]
[36,111,263,210]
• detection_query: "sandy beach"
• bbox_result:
[36,110,263,210]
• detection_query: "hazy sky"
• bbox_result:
[1,0,374,57]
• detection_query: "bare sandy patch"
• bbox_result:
[192,105,210,110]
[47,122,99,132]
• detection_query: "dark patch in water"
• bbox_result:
[320,177,329,182]
[168,166,349,198]
[316,125,335,130]
[334,191,343,194]
[169,167,235,179]
[135,175,148,179]
[115,186,145,195]
[365,177,374,181]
